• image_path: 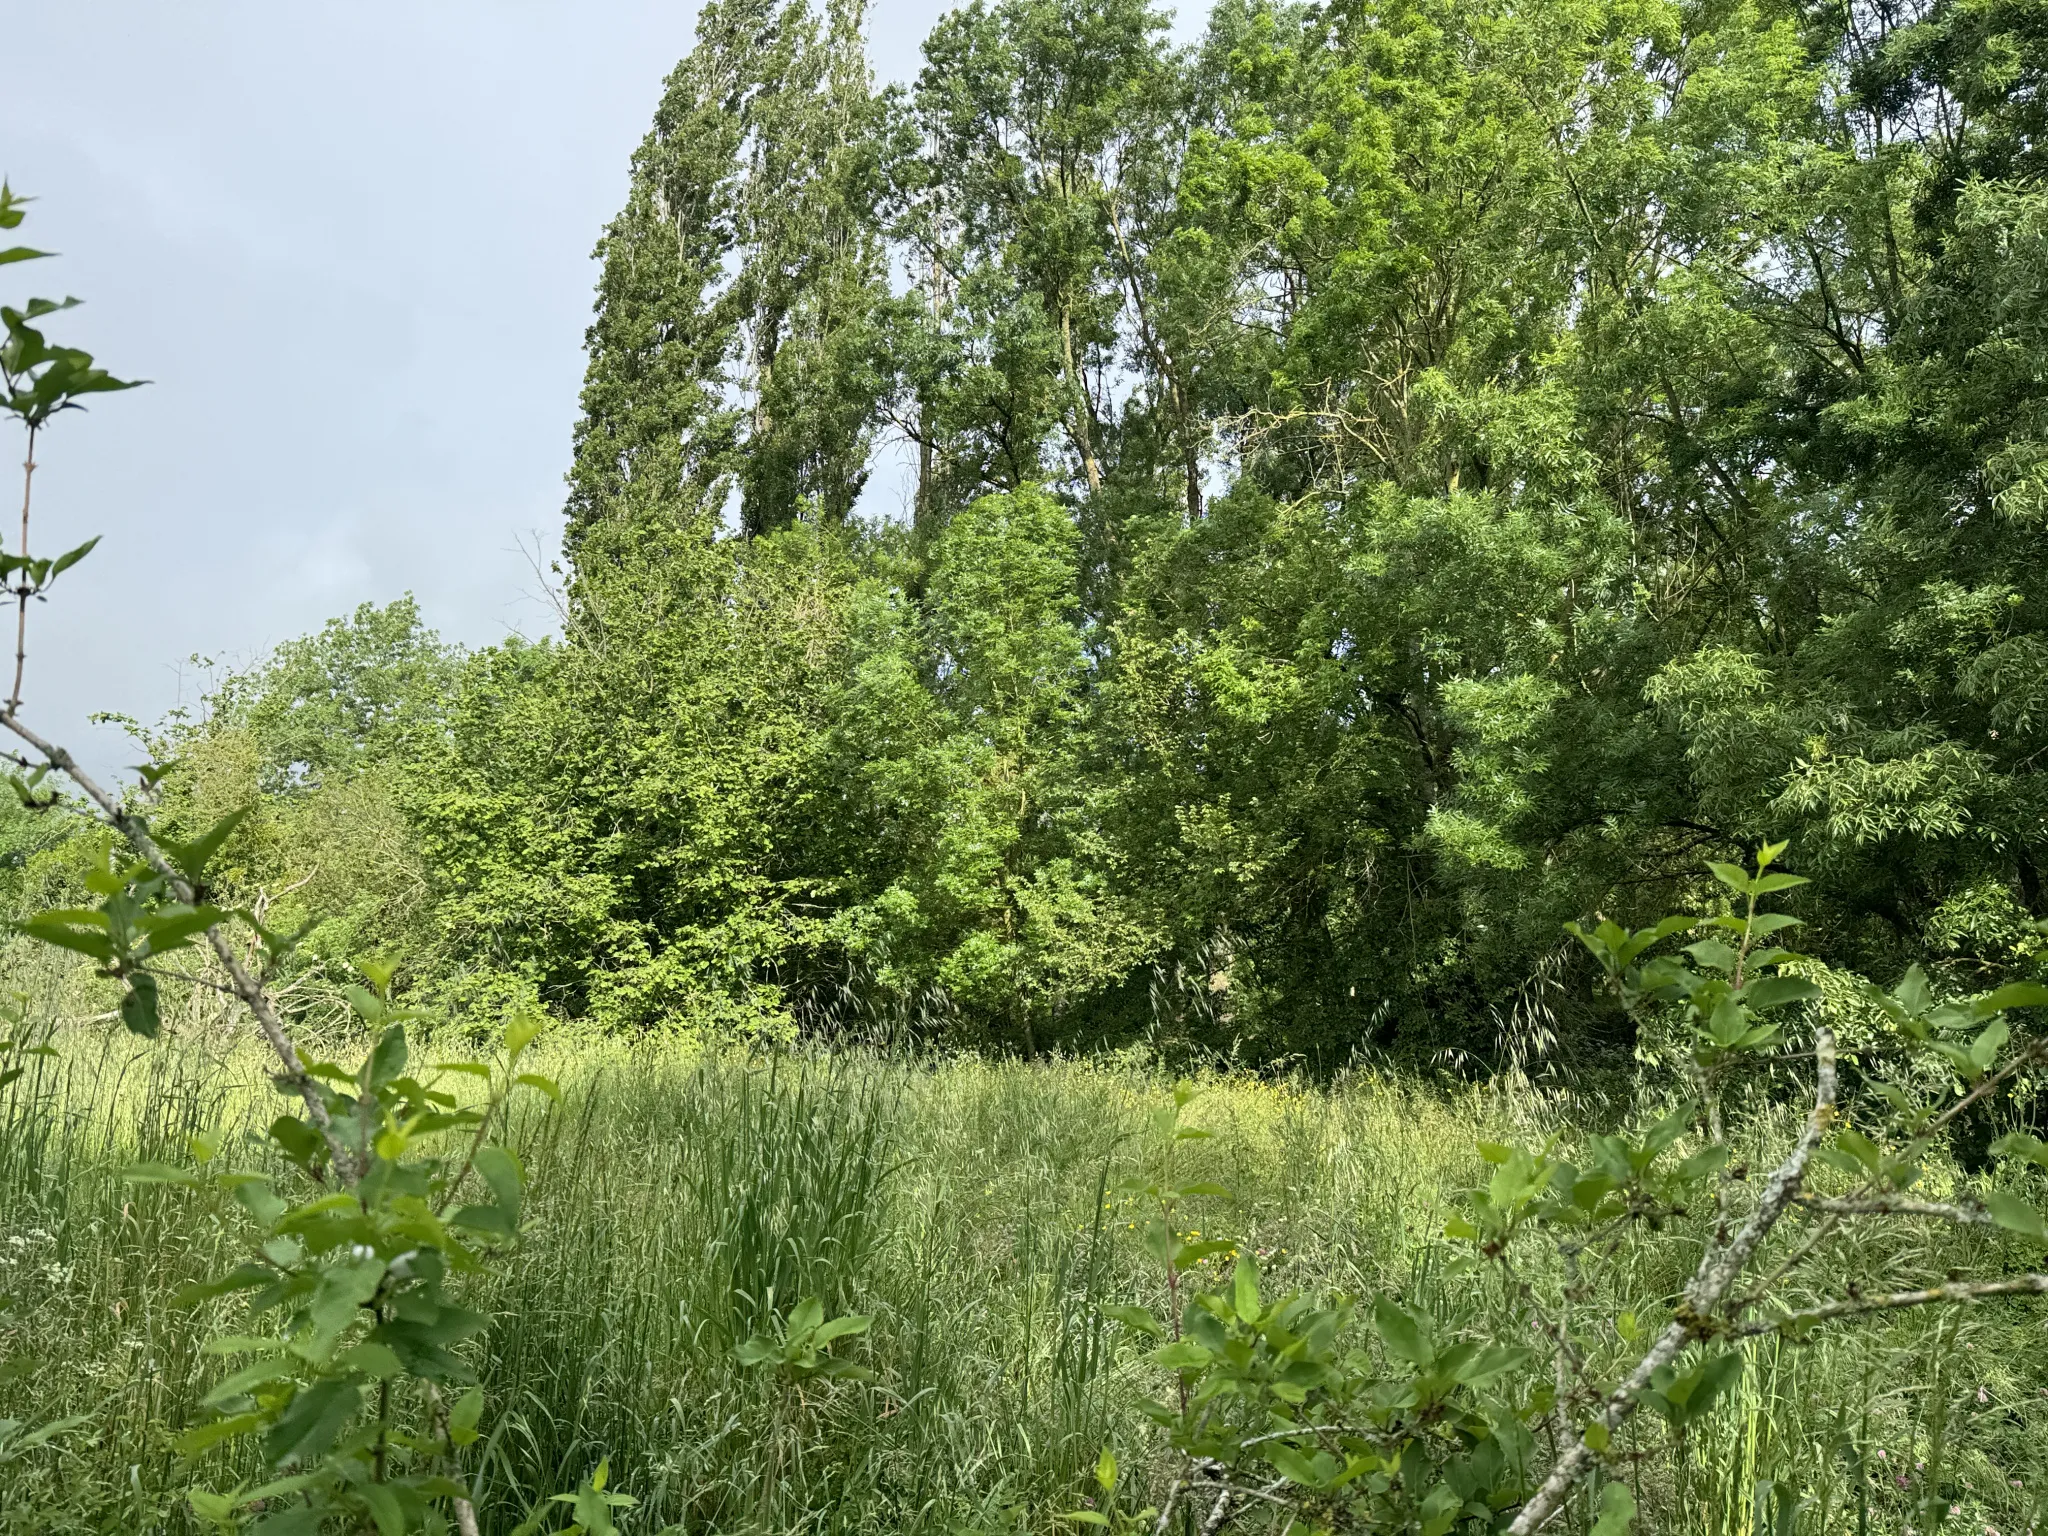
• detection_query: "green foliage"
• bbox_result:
[735,1296,874,1382]
[81,987,557,1534]
[405,0,2048,1057]
[1083,847,2048,1531]
[42,0,2044,1065]
[0,190,595,1536]
[0,184,142,429]
[20,0,2048,1514]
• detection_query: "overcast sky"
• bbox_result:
[3,2,1197,778]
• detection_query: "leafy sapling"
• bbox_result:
[0,189,595,1534]
[1095,845,2048,1533]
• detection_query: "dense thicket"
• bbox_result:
[133,0,2048,1062]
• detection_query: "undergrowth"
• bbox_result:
[4,1029,2045,1534]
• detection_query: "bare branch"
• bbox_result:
[11,422,36,716]
[1732,1273,2048,1338]
[1794,1194,1999,1227]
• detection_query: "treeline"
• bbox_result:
[61,0,2048,1062]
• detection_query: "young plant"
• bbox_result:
[734,1296,873,1523]
[0,188,589,1534]
[1100,844,2048,1533]
[159,988,556,1535]
[1100,1084,1234,1366]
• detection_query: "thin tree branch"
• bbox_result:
[0,711,352,1173]
[11,422,36,715]
[1731,1274,2048,1338]
[1794,1194,1998,1227]
[1506,1028,1837,1536]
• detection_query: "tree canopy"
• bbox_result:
[151,0,2048,1061]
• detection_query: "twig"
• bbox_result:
[0,711,353,1174]
[1152,1473,1186,1536]
[427,1385,483,1536]
[11,422,36,715]
[1199,1486,1232,1536]
[1794,1194,1998,1227]
[1731,1274,2048,1338]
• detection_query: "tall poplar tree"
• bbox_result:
[570,0,893,543]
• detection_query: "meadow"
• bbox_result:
[5,1023,2045,1536]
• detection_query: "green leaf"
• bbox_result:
[1262,1442,1323,1487]
[1617,915,1698,964]
[1150,1339,1212,1370]
[1095,1446,1117,1493]
[335,1340,404,1379]
[1749,872,1809,895]
[176,1412,263,1456]
[360,1482,405,1536]
[136,904,227,954]
[1687,1352,1745,1422]
[262,1378,360,1466]
[1372,1296,1431,1367]
[267,1115,325,1169]
[1833,1129,1884,1174]
[1100,1303,1163,1338]
[1992,1133,2048,1171]
[1678,1144,1731,1184]
[449,1204,517,1241]
[1231,1256,1261,1322]
[119,973,160,1038]
[1685,938,1740,973]
[449,1384,485,1446]
[1707,861,1753,895]
[1640,1105,1695,1163]
[247,1504,322,1536]
[200,1358,299,1409]
[1591,1481,1637,1536]
[1745,912,1803,935]
[813,1313,871,1345]
[1970,1017,2010,1071]
[1744,976,1821,1011]
[158,807,250,889]
[1973,982,2048,1018]
[1895,965,1934,1017]
[173,1264,275,1306]
[121,1161,197,1186]
[43,535,97,581]
[14,911,116,961]
[1985,1191,2048,1242]
[505,1007,545,1062]
[473,1144,524,1222]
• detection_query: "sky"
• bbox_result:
[2,1,1195,779]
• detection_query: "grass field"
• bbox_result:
[4,1027,2046,1534]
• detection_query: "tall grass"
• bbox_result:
[4,1031,2046,1533]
